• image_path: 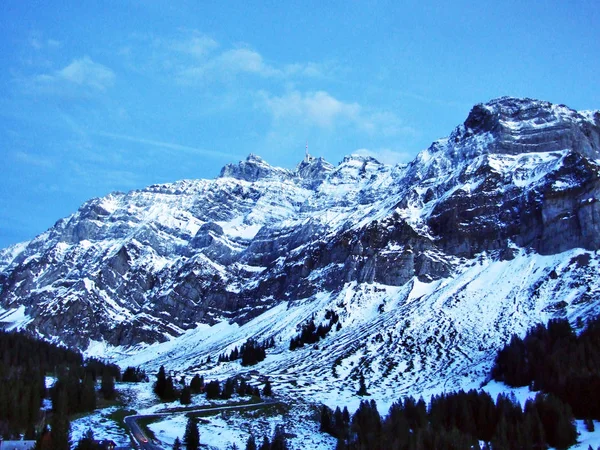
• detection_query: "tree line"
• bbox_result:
[493,316,600,419]
[289,310,340,350]
[153,365,272,403]
[316,315,600,449]
[320,389,577,450]
[0,330,129,449]
[218,337,275,366]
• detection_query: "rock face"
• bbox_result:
[1,97,600,350]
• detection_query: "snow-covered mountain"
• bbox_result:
[1,96,600,400]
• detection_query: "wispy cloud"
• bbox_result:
[29,37,62,50]
[176,47,279,83]
[128,30,332,85]
[175,47,327,84]
[95,131,234,159]
[167,33,219,58]
[26,56,115,96]
[260,90,414,137]
[261,90,360,128]
[13,151,55,168]
[53,56,115,90]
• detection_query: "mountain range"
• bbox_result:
[1,96,600,401]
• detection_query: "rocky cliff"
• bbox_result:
[1,97,599,358]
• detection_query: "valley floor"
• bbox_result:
[70,377,600,450]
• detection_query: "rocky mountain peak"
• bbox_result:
[296,156,334,188]
[2,96,600,354]
[440,96,600,161]
[219,153,292,182]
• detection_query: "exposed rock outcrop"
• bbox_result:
[1,97,599,349]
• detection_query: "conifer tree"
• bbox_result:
[245,434,257,450]
[183,416,200,450]
[180,385,192,405]
[221,377,236,399]
[342,406,350,424]
[74,428,99,450]
[51,386,71,450]
[205,380,221,399]
[100,372,116,400]
[190,374,204,394]
[357,374,368,396]
[237,378,247,396]
[263,379,272,397]
[351,400,381,449]
[259,435,270,450]
[154,365,167,399]
[173,436,182,450]
[252,386,261,398]
[164,376,177,402]
[271,425,288,450]
[320,405,333,435]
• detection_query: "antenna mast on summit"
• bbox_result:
[305,141,309,161]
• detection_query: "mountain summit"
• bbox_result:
[1,97,600,397]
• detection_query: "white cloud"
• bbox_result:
[283,62,326,78]
[215,48,278,76]
[168,34,219,58]
[142,30,331,85]
[56,57,115,90]
[260,90,413,138]
[262,90,361,128]
[176,47,281,84]
[31,56,115,94]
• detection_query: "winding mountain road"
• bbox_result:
[124,401,278,449]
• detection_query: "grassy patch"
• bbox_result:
[158,397,262,414]
[187,401,290,420]
[107,408,137,432]
[96,395,124,409]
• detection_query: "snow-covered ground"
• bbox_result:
[68,376,600,449]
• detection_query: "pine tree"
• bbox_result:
[221,378,236,399]
[74,428,99,450]
[100,372,116,400]
[180,385,192,405]
[205,380,221,399]
[154,365,167,399]
[173,436,182,450]
[320,405,333,435]
[342,406,350,424]
[183,416,200,450]
[351,400,381,450]
[263,379,272,397]
[51,386,71,450]
[259,436,270,450]
[245,434,257,450]
[357,374,368,396]
[190,374,204,394]
[271,425,288,450]
[164,376,177,402]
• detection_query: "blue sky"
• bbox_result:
[1,0,599,248]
